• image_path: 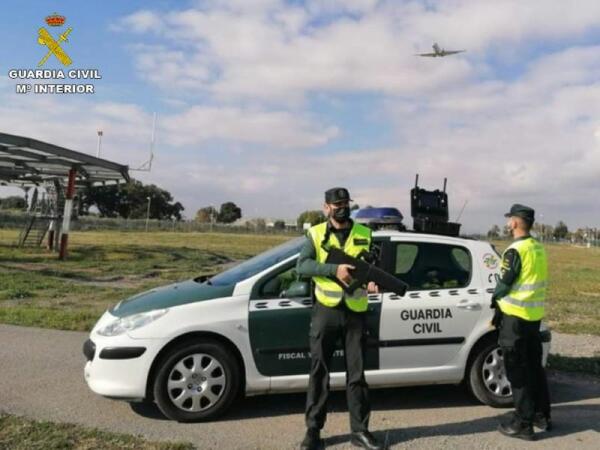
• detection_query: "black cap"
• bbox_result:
[325,187,352,204]
[504,203,535,223]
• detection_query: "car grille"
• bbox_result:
[83,339,96,361]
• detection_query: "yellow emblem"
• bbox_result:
[38,26,73,67]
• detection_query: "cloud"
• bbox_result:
[160,105,338,148]
[115,2,475,102]
[3,2,600,233]
[110,10,164,34]
[114,0,600,103]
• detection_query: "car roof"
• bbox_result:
[372,229,485,246]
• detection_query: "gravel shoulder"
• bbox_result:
[551,331,600,358]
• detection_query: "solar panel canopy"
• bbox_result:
[0,132,129,186]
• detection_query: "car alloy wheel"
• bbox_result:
[167,353,226,412]
[482,347,512,398]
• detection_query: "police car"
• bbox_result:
[83,229,551,422]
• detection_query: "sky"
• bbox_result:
[1,0,599,233]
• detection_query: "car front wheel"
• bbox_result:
[468,341,513,407]
[153,340,241,422]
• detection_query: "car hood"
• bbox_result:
[109,279,235,317]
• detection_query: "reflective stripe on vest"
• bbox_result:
[314,284,343,300]
[308,221,371,313]
[498,237,548,321]
[500,295,545,309]
[511,281,548,292]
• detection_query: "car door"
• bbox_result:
[378,238,485,370]
[248,252,383,378]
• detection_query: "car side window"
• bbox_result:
[451,247,471,273]
[259,266,297,299]
[392,242,472,291]
[395,244,418,274]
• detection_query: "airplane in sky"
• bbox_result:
[416,43,466,57]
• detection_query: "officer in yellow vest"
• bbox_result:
[491,204,551,441]
[298,187,381,450]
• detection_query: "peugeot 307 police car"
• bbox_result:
[83,230,551,422]
[83,181,551,422]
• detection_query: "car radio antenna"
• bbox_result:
[456,199,468,222]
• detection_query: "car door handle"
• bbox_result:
[457,299,481,310]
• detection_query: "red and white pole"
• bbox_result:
[59,168,77,260]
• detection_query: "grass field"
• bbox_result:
[0,229,289,331]
[1,229,599,335]
[0,413,193,450]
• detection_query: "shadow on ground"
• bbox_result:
[130,372,599,428]
[325,404,600,447]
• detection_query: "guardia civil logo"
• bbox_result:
[7,12,101,95]
[38,13,73,67]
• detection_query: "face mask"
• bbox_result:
[332,206,350,222]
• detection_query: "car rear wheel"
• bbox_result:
[153,340,241,421]
[468,341,513,407]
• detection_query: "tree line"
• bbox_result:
[487,221,599,242]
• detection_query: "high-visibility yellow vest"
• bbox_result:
[308,221,371,312]
[498,237,548,321]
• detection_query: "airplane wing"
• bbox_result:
[441,50,466,56]
[416,52,438,57]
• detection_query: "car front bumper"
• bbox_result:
[83,313,165,401]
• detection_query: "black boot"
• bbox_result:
[300,428,323,450]
[533,413,553,431]
[498,419,535,441]
[351,431,382,450]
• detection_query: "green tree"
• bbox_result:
[487,224,501,239]
[217,202,242,223]
[79,180,184,220]
[273,220,286,230]
[553,221,569,240]
[297,210,326,228]
[195,206,217,223]
[0,195,26,210]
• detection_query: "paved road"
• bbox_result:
[0,324,598,449]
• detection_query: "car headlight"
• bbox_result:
[97,309,169,337]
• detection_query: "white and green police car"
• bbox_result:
[83,230,551,422]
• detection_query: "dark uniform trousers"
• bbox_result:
[305,300,370,432]
[499,314,551,424]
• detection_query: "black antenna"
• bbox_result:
[415,173,419,188]
[443,178,447,193]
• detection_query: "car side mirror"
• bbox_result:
[282,280,311,298]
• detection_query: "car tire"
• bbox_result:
[153,340,241,422]
[468,340,513,407]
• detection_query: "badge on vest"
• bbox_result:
[353,238,369,245]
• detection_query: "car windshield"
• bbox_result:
[206,236,305,286]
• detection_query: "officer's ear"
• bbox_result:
[323,202,331,216]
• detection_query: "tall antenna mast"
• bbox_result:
[132,112,156,172]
